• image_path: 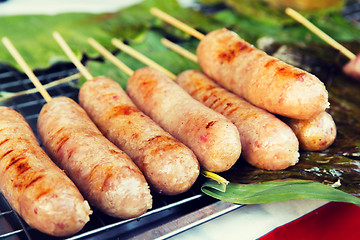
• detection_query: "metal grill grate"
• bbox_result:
[0,62,218,240]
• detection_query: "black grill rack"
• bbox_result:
[0,62,221,240]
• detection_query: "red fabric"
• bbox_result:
[258,202,360,240]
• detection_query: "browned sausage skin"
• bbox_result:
[285,111,336,151]
[79,77,200,195]
[0,107,91,237]
[126,67,241,173]
[176,70,299,170]
[37,97,152,219]
[197,28,329,120]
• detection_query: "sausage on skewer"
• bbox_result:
[126,67,242,173]
[79,76,200,195]
[38,97,152,219]
[197,28,329,120]
[176,70,300,170]
[0,107,91,237]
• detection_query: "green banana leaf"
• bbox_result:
[202,179,360,205]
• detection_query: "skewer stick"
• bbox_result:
[111,38,176,80]
[52,31,94,80]
[0,73,80,102]
[285,8,356,60]
[88,38,134,76]
[150,8,205,40]
[161,38,198,63]
[2,37,52,103]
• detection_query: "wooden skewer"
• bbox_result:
[111,38,176,80]
[88,38,134,76]
[161,38,198,63]
[2,37,52,103]
[285,8,356,60]
[150,8,205,40]
[52,31,94,80]
[0,73,80,102]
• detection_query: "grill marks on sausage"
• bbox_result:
[54,127,65,136]
[208,94,229,110]
[218,41,253,64]
[199,85,217,103]
[138,75,156,99]
[147,135,162,142]
[67,149,74,160]
[35,188,51,200]
[146,135,183,152]
[52,127,70,153]
[224,102,233,110]
[1,144,32,178]
[6,155,26,170]
[264,59,276,68]
[189,80,241,118]
[275,66,306,81]
[0,150,13,160]
[13,170,45,191]
[226,106,241,116]
[109,148,123,155]
[87,149,128,190]
[0,138,10,147]
[147,135,176,144]
[264,58,306,81]
[208,97,221,109]
[26,175,43,188]
[16,162,31,175]
[206,121,216,129]
[56,136,70,153]
[105,105,140,120]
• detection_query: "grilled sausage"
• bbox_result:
[126,67,241,173]
[78,77,200,195]
[0,107,91,237]
[37,97,152,219]
[176,70,299,170]
[285,111,336,151]
[197,28,329,120]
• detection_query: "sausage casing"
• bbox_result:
[126,67,241,173]
[0,107,91,237]
[79,77,199,195]
[197,28,329,120]
[286,111,336,151]
[176,70,299,170]
[37,97,152,219]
